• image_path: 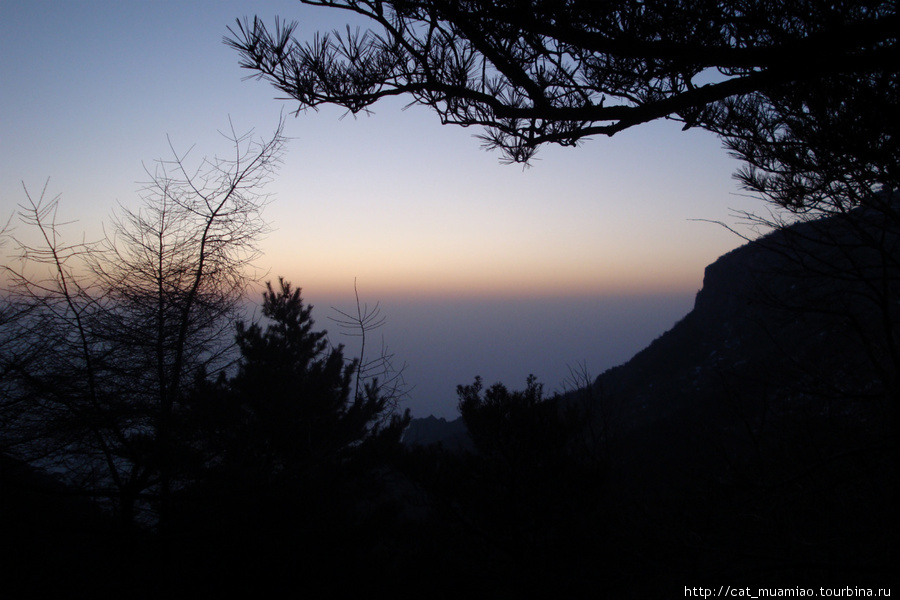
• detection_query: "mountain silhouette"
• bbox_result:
[411,204,897,449]
[594,205,895,583]
[405,205,895,584]
[600,204,896,439]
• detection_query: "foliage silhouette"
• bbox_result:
[459,374,572,465]
[169,278,410,594]
[394,374,610,595]
[192,277,410,486]
[226,1,896,198]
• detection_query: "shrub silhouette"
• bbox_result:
[170,278,410,593]
[193,277,408,482]
[393,375,610,595]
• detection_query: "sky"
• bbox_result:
[1,0,760,419]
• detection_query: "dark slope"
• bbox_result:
[598,207,898,454]
[594,207,896,585]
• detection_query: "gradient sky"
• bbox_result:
[1,1,761,418]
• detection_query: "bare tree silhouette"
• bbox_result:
[0,118,287,535]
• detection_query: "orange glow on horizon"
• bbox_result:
[255,259,703,302]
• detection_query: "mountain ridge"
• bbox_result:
[409,206,897,454]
